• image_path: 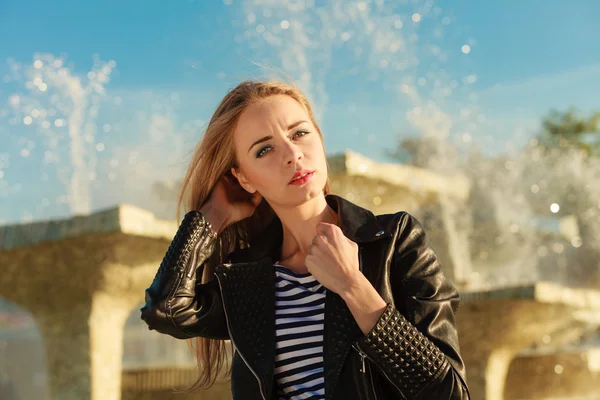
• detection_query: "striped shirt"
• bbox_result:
[273,262,326,399]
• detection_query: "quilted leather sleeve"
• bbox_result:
[357,212,470,399]
[140,210,229,340]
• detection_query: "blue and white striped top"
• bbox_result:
[273,262,326,399]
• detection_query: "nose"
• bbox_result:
[283,141,303,165]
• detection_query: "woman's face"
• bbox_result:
[231,94,328,207]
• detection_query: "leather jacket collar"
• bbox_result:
[215,194,393,399]
[227,193,393,264]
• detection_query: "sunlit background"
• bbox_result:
[1,0,600,399]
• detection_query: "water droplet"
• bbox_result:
[530,184,540,194]
[542,335,551,344]
[461,45,471,54]
[552,243,564,254]
[554,364,563,374]
[9,95,20,106]
[412,13,421,23]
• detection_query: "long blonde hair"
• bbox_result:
[177,80,331,390]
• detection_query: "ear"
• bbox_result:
[231,167,256,194]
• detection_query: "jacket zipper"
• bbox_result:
[352,344,377,399]
[185,238,205,278]
[352,343,367,373]
[367,363,379,400]
[352,343,406,400]
[215,274,267,400]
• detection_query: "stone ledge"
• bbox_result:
[462,281,600,311]
[328,150,470,201]
[122,367,230,391]
[0,204,177,251]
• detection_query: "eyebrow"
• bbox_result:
[247,120,309,154]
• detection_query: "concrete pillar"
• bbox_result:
[0,207,174,400]
[34,304,92,400]
[25,284,139,400]
[90,292,139,400]
[456,284,599,400]
[485,348,514,400]
[419,195,473,286]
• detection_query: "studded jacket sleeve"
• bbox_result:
[356,212,470,399]
[140,211,229,340]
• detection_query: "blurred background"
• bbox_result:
[1,0,600,399]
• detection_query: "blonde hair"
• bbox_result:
[177,80,331,390]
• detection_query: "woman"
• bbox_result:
[140,80,470,399]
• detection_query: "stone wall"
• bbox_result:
[122,368,231,400]
[505,350,600,399]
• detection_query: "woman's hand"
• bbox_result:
[304,222,361,295]
[201,173,263,234]
[304,221,387,335]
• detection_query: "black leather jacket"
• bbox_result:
[141,194,470,399]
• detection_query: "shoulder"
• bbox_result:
[374,211,425,239]
[373,211,436,275]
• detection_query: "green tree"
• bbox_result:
[536,107,600,156]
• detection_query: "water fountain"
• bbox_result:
[2,54,114,219]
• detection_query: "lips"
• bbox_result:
[289,169,313,183]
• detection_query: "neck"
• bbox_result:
[272,194,338,265]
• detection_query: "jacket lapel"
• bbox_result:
[215,258,276,399]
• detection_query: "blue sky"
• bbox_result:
[1,0,599,224]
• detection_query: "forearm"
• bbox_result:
[340,272,387,335]
[341,272,469,399]
[356,303,469,399]
[140,210,229,339]
[199,203,229,235]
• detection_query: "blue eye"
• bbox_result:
[255,130,310,158]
